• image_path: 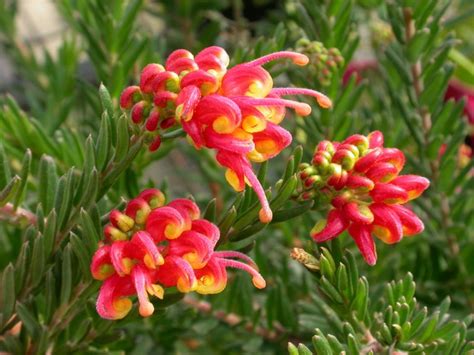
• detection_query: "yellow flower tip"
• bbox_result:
[157,254,165,266]
[139,302,155,317]
[258,208,273,224]
[147,284,165,299]
[113,298,133,319]
[242,115,266,133]
[183,252,205,269]
[225,169,244,192]
[293,53,309,66]
[252,276,267,289]
[310,219,327,236]
[177,278,197,293]
[95,264,115,280]
[117,215,135,232]
[143,254,156,269]
[295,103,312,116]
[122,258,134,275]
[212,116,234,134]
[316,95,332,109]
[164,223,182,239]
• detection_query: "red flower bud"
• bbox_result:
[365,162,398,183]
[145,110,160,131]
[149,136,162,152]
[368,130,384,148]
[104,224,128,242]
[348,224,376,266]
[391,205,424,236]
[370,204,403,244]
[369,183,409,204]
[377,148,405,172]
[391,175,430,200]
[332,148,356,170]
[315,140,335,154]
[343,202,374,224]
[131,101,149,124]
[346,175,375,191]
[109,210,135,232]
[125,198,152,224]
[354,148,382,173]
[311,209,349,242]
[139,189,166,209]
[342,134,369,154]
[140,63,165,93]
[120,86,142,109]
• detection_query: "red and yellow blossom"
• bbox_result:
[91,189,265,320]
[296,131,430,265]
[120,47,332,223]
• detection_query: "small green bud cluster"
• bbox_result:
[295,39,344,86]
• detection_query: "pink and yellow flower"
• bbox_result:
[120,47,332,223]
[91,189,265,320]
[297,131,430,265]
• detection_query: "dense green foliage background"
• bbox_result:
[0,0,473,353]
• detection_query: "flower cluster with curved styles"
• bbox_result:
[296,131,430,265]
[120,46,332,223]
[91,189,265,320]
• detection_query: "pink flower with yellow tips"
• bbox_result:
[296,131,430,265]
[120,47,332,223]
[91,189,265,320]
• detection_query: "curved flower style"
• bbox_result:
[120,47,332,223]
[296,131,430,265]
[91,189,265,320]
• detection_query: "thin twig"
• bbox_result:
[0,203,36,226]
[182,295,286,341]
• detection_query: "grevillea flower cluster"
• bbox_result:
[120,47,332,223]
[91,189,265,320]
[295,39,344,86]
[296,131,430,265]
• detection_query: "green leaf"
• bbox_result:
[96,113,112,171]
[16,302,41,337]
[79,208,101,253]
[351,277,369,321]
[288,342,299,355]
[385,46,412,84]
[320,276,344,304]
[12,149,31,208]
[326,334,344,353]
[449,49,474,86]
[0,143,12,190]
[30,234,45,288]
[312,329,333,355]
[218,206,237,240]
[56,169,75,230]
[114,114,130,162]
[60,244,73,305]
[407,28,431,62]
[70,232,92,279]
[417,311,440,342]
[347,333,360,354]
[270,175,297,212]
[38,155,58,213]
[0,175,22,207]
[43,209,57,257]
[44,269,56,324]
[271,200,314,223]
[0,263,16,320]
[319,255,336,282]
[14,242,30,294]
[297,343,313,355]
[203,198,217,222]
